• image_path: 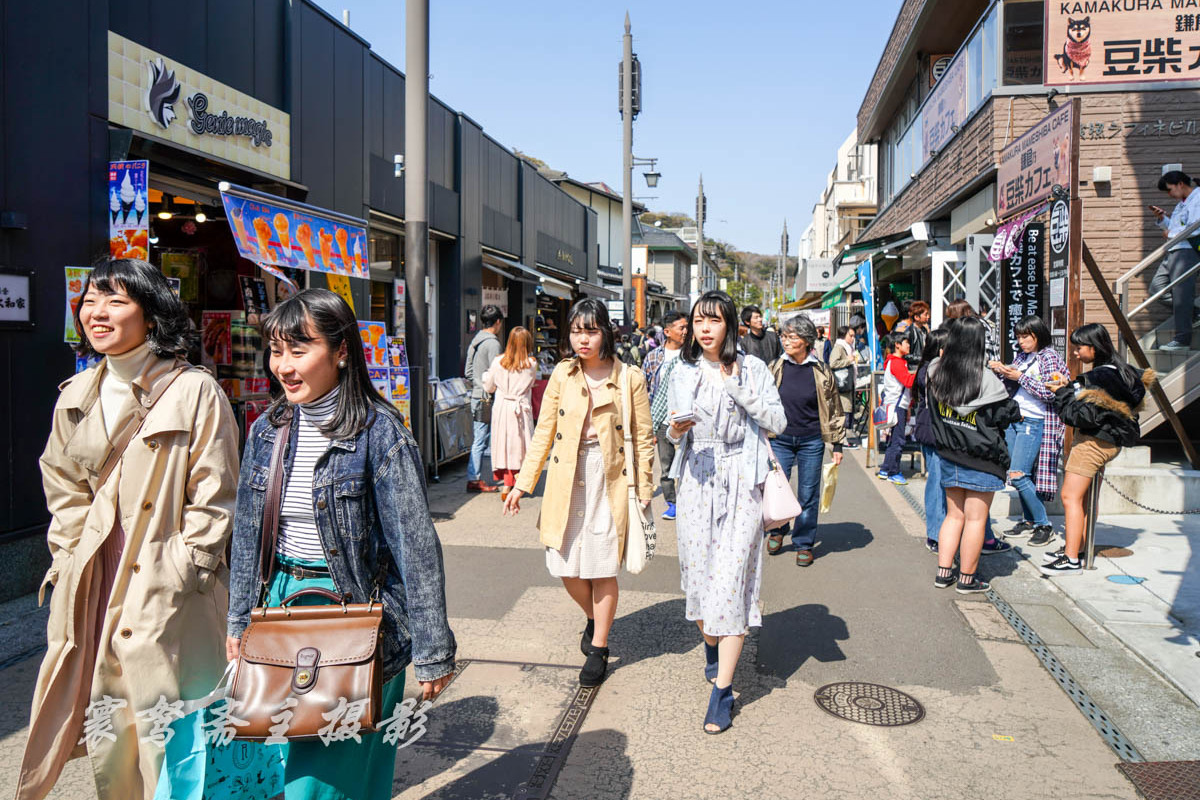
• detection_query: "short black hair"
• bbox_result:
[661,310,686,327]
[740,305,763,325]
[1159,170,1193,191]
[564,297,615,361]
[685,291,740,366]
[479,304,504,328]
[73,257,195,357]
[1014,314,1051,350]
[885,330,909,353]
[836,325,852,338]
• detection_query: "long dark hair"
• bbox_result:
[913,327,949,409]
[683,291,739,366]
[563,297,615,361]
[262,288,398,439]
[73,257,195,357]
[1070,323,1142,385]
[928,316,987,407]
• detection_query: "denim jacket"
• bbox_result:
[228,404,456,683]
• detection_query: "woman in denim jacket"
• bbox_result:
[227,289,455,800]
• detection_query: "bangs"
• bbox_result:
[262,297,316,345]
[84,266,127,297]
[567,308,603,331]
[693,297,726,321]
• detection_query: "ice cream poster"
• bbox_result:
[390,368,411,423]
[367,367,391,400]
[358,321,388,367]
[64,267,92,344]
[109,161,149,260]
[220,189,368,279]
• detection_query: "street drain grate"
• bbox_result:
[1117,761,1200,799]
[813,682,924,727]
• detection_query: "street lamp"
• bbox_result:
[635,156,661,188]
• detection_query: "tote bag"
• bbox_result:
[619,366,656,574]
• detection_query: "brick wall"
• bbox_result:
[858,0,928,137]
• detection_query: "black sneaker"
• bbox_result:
[925,538,939,553]
[934,569,958,589]
[1008,521,1035,538]
[1040,554,1082,576]
[956,576,990,594]
[980,538,1013,555]
[1026,525,1055,548]
[1042,546,1067,564]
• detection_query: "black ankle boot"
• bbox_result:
[581,619,595,655]
[579,644,609,687]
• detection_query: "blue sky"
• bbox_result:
[314,0,900,255]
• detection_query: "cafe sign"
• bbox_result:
[997,102,1076,219]
[107,31,290,180]
[1045,3,1200,87]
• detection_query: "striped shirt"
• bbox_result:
[277,387,340,561]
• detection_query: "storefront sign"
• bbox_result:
[536,233,585,279]
[1045,6,1200,87]
[220,187,368,279]
[1048,199,1071,356]
[1079,116,1200,139]
[109,160,149,259]
[997,103,1075,219]
[922,51,966,161]
[107,32,290,180]
[1002,223,1045,360]
[929,54,955,87]
[64,267,91,343]
[0,270,33,328]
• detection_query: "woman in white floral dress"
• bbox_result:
[666,291,786,734]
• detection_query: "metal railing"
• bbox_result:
[1113,216,1200,358]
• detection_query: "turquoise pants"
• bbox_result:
[268,555,407,800]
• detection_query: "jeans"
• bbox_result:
[881,407,909,475]
[844,411,856,443]
[922,445,946,542]
[1005,418,1051,526]
[656,423,677,503]
[1166,249,1198,345]
[468,419,491,481]
[769,433,826,550]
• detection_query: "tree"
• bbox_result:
[513,149,551,171]
[725,280,762,307]
[639,211,694,229]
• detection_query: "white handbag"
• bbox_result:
[759,428,804,531]
[619,366,656,574]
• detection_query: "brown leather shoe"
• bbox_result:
[796,549,814,567]
[467,480,500,493]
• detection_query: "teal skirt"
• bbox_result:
[268,555,407,800]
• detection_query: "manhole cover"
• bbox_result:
[813,682,924,727]
[1094,545,1132,558]
[1117,761,1200,800]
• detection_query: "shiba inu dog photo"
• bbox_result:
[1054,16,1091,79]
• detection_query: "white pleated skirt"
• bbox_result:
[545,440,620,579]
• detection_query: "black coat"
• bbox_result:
[1052,363,1154,447]
[928,371,1022,480]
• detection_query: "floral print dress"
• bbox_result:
[675,357,765,637]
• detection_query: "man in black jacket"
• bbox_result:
[738,305,782,363]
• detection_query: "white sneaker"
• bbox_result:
[1040,554,1082,576]
[1161,341,1189,352]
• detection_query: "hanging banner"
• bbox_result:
[997,103,1075,219]
[922,52,967,161]
[988,204,1048,262]
[64,267,92,344]
[327,274,355,312]
[1045,6,1200,87]
[109,160,149,260]
[1047,199,1071,357]
[856,259,882,371]
[1002,223,1045,360]
[219,183,368,279]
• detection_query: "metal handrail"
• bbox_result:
[1113,216,1200,293]
[1127,259,1200,318]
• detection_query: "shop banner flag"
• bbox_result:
[64,267,92,344]
[856,258,882,371]
[328,275,355,312]
[988,204,1047,263]
[109,160,149,260]
[220,187,368,279]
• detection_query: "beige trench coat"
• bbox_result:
[515,358,654,562]
[482,355,536,472]
[16,356,239,800]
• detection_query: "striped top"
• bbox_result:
[276,387,340,561]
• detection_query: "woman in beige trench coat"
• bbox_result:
[503,298,654,688]
[17,259,238,800]
[482,326,537,501]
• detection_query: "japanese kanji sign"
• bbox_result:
[1046,4,1200,87]
[997,103,1076,219]
[1002,223,1045,360]
[922,51,967,162]
[0,270,33,328]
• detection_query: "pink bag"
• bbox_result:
[758,428,803,531]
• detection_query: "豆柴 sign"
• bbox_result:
[997,103,1075,219]
[922,52,967,161]
[1045,4,1200,87]
[1002,223,1045,360]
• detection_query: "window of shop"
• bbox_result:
[1003,1,1044,85]
[368,228,403,328]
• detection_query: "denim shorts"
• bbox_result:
[940,460,1004,492]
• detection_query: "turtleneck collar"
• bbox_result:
[300,385,341,419]
[105,340,156,383]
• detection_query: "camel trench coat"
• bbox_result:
[17,356,239,800]
[515,358,654,562]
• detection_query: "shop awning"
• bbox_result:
[831,231,914,269]
[481,251,572,298]
[576,278,619,299]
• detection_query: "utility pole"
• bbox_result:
[621,13,633,328]
[695,174,705,308]
[405,0,430,461]
[780,219,788,314]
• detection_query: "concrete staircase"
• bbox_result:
[1136,315,1200,436]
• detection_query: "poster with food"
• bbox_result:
[390,368,411,425]
[388,335,408,370]
[367,367,391,400]
[239,275,270,321]
[201,311,234,366]
[64,267,92,344]
[219,185,368,279]
[358,321,388,367]
[109,160,149,260]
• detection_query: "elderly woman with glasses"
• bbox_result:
[765,315,846,567]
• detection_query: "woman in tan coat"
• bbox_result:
[503,298,653,687]
[482,326,537,501]
[17,259,238,800]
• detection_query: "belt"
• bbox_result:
[277,561,330,580]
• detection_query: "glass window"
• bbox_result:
[1003,1,1043,85]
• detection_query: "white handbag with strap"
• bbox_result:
[758,427,804,531]
[619,365,656,574]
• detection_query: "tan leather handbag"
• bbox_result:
[229,413,385,741]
